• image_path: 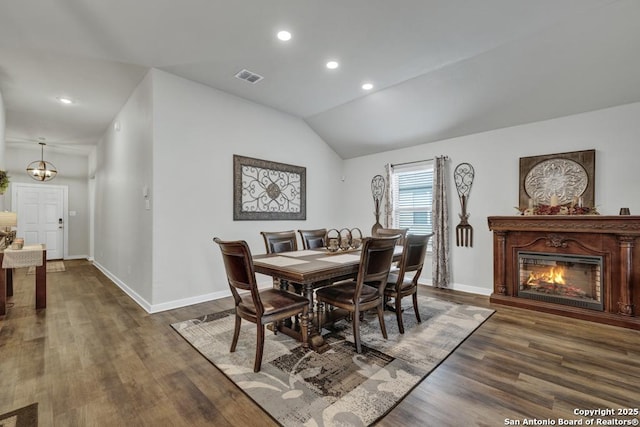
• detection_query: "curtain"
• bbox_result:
[431,155,450,288]
[384,163,393,227]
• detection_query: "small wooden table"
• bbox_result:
[0,244,47,316]
[253,246,402,351]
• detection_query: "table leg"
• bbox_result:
[35,252,46,309]
[0,268,5,316]
[7,268,13,296]
[304,282,330,353]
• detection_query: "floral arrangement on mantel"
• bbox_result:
[0,170,9,195]
[516,203,599,216]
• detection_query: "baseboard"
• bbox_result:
[91,261,260,314]
[92,261,153,313]
[63,254,89,260]
[418,279,493,296]
[149,289,232,313]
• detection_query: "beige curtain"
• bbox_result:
[384,163,393,227]
[432,155,450,288]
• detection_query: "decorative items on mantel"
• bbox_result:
[453,162,474,247]
[518,149,595,212]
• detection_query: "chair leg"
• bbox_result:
[396,296,405,334]
[300,307,309,350]
[377,304,388,339]
[254,324,265,372]
[412,292,422,323]
[231,314,241,352]
[353,309,362,353]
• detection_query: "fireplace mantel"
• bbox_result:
[488,215,640,329]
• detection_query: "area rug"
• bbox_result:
[0,402,38,427]
[27,261,65,275]
[172,296,494,426]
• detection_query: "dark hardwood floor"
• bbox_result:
[1,260,638,426]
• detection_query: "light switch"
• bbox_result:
[69,211,77,216]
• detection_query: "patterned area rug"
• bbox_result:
[172,296,494,426]
[0,403,38,427]
[27,261,65,275]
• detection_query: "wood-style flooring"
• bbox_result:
[1,260,639,426]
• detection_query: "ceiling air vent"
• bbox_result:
[235,69,264,84]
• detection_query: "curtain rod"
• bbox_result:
[391,156,448,167]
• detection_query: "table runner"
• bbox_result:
[2,244,45,268]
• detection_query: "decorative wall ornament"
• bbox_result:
[233,155,306,220]
[370,174,385,234]
[519,149,595,210]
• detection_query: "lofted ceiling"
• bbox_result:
[1,0,639,158]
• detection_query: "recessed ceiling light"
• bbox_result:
[57,97,73,105]
[277,30,292,41]
[362,83,374,90]
[326,61,339,69]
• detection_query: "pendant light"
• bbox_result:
[26,140,58,181]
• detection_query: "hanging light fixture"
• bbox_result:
[26,140,58,181]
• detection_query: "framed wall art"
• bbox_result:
[518,149,595,209]
[233,155,306,220]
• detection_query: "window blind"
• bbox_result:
[391,161,434,236]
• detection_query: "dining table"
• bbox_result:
[252,246,402,352]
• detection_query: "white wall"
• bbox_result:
[342,102,640,295]
[4,145,90,258]
[150,69,344,310]
[93,71,154,306]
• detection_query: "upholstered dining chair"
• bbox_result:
[315,236,399,353]
[384,233,432,333]
[373,227,409,245]
[298,228,327,250]
[213,237,309,372]
[260,230,298,254]
[261,230,300,292]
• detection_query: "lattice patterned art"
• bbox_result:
[234,155,306,220]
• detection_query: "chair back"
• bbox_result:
[298,229,327,250]
[374,228,409,245]
[213,237,264,315]
[260,230,298,253]
[393,233,432,289]
[355,236,399,302]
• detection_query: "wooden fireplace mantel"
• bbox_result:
[488,215,640,329]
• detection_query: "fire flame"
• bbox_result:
[527,266,566,285]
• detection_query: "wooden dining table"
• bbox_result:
[253,246,403,352]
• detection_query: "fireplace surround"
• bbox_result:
[487,216,640,329]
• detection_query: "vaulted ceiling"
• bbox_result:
[1,0,639,158]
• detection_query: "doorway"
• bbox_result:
[11,183,68,260]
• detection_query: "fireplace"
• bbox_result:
[487,216,640,330]
[517,252,603,311]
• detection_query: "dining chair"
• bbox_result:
[261,230,298,254]
[261,230,300,292]
[213,237,309,372]
[384,233,432,333]
[298,228,327,250]
[315,236,399,353]
[373,227,409,245]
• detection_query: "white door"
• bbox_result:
[12,184,67,260]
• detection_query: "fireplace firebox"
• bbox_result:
[517,252,603,311]
[488,216,640,330]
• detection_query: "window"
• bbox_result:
[390,161,433,236]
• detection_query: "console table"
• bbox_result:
[0,244,47,315]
